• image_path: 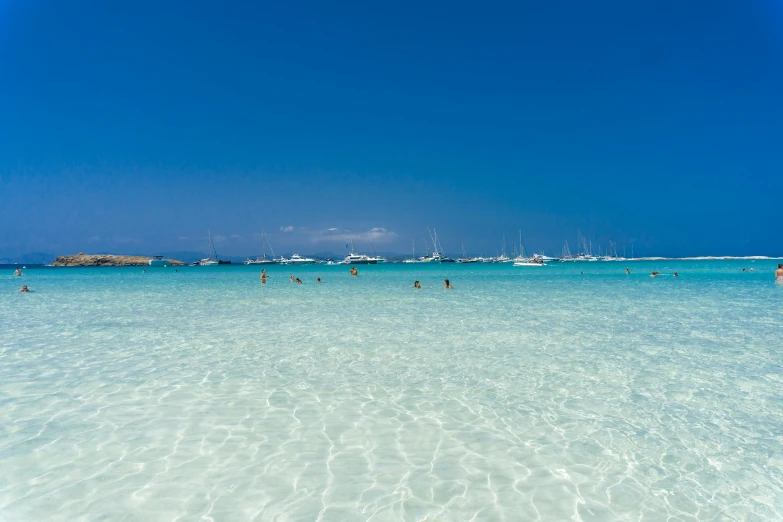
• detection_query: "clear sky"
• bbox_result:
[1,1,781,259]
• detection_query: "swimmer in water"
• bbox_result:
[317,277,322,283]
[742,268,747,272]
[625,268,630,275]
[290,275,295,283]
[350,266,358,276]
[651,271,660,277]
[674,272,679,277]
[19,284,30,293]
[776,264,783,282]
[414,280,421,289]
[296,277,303,284]
[750,268,754,272]
[14,267,22,276]
[444,279,453,289]
[142,269,146,273]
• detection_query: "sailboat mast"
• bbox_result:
[207,230,217,260]
[264,228,277,259]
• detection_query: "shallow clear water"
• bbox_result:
[1,261,782,521]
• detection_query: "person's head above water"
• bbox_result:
[414,280,421,288]
[19,285,30,292]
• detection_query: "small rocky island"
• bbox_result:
[52,254,186,267]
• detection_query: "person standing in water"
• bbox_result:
[414,280,421,289]
[625,268,630,275]
[290,275,295,283]
[14,267,22,276]
[317,277,322,283]
[350,266,358,276]
[776,264,783,282]
[260,269,268,284]
[444,279,453,289]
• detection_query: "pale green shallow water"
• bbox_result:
[1,261,782,521]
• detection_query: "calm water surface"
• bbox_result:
[1,261,782,521]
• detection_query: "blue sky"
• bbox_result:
[1,1,781,258]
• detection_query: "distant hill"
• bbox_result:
[0,252,56,265]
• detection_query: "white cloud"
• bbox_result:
[280,225,295,233]
[305,227,396,244]
[231,234,243,240]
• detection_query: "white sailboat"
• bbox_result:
[245,228,279,265]
[403,240,418,263]
[457,243,479,263]
[512,230,527,263]
[197,230,220,266]
[432,228,454,262]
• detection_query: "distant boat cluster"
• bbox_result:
[189,227,636,268]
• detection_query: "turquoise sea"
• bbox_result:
[1,261,782,521]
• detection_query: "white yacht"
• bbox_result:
[343,253,377,264]
[282,254,316,265]
[343,232,378,264]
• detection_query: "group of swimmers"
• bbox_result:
[413,279,453,289]
[259,266,455,289]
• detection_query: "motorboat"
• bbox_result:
[343,253,378,264]
[148,256,170,267]
[343,232,379,264]
[282,254,316,264]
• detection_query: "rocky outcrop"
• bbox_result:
[51,254,187,266]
